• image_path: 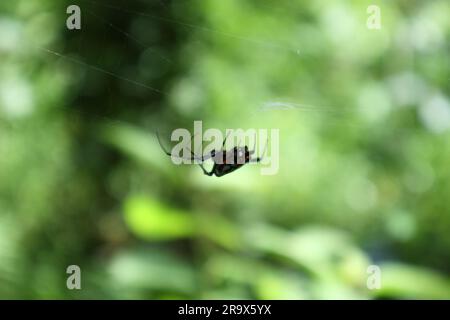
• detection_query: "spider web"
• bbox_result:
[35,0,425,139]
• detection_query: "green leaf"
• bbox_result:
[375,263,450,299]
[124,195,194,240]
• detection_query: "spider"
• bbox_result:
[157,131,267,177]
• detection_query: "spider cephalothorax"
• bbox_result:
[157,132,267,177]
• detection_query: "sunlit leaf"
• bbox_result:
[124,195,194,240]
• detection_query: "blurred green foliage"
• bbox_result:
[0,0,450,299]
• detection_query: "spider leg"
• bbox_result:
[156,131,212,162]
[156,130,173,156]
[198,163,214,176]
[222,130,232,150]
[249,136,269,163]
[248,132,258,155]
[187,147,214,176]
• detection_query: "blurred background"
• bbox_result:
[1,0,450,299]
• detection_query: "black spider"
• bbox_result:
[157,132,267,177]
